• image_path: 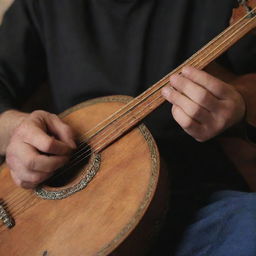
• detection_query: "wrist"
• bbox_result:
[0,109,28,155]
[232,73,256,126]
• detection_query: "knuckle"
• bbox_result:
[219,109,232,126]
[5,153,16,168]
[198,90,209,105]
[14,121,32,139]
[211,118,226,135]
[229,101,237,114]
[13,123,26,138]
[15,178,23,187]
[63,124,75,138]
[24,156,36,170]
[191,105,201,119]
[182,82,190,92]
[50,113,58,120]
[31,110,47,118]
[182,118,194,130]
[28,173,42,184]
[215,85,226,96]
[42,137,55,152]
[48,113,59,124]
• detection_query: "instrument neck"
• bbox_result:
[89,10,256,152]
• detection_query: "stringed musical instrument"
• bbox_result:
[0,1,256,255]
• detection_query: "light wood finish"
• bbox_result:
[0,96,165,256]
[74,2,256,145]
[0,2,256,255]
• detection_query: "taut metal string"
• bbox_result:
[1,6,256,232]
[49,7,256,179]
[68,6,256,165]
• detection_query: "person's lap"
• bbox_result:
[176,191,256,256]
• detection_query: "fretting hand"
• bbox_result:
[5,110,76,189]
[161,66,246,142]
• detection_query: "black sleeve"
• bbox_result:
[218,33,256,75]
[0,0,46,113]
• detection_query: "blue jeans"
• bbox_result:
[176,191,256,256]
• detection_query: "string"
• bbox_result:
[49,9,256,178]
[74,5,256,147]
[5,8,256,204]
[0,93,164,214]
[0,94,165,231]
[1,7,255,231]
[2,8,255,212]
[0,195,39,233]
[45,93,164,183]
[66,6,256,165]
[2,89,164,216]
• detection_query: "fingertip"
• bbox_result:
[68,140,77,150]
[161,87,169,97]
[63,128,77,150]
[169,74,179,83]
[161,86,174,98]
[182,66,195,76]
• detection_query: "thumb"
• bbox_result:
[43,113,77,150]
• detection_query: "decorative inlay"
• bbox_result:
[34,95,159,255]
[96,124,159,256]
[35,153,101,200]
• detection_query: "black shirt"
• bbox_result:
[1,0,256,159]
[1,0,256,113]
[1,0,255,185]
[1,0,256,252]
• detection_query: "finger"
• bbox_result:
[10,171,38,189]
[34,154,69,173]
[18,123,73,155]
[162,86,211,124]
[45,114,77,149]
[9,160,49,189]
[12,142,69,173]
[171,105,205,141]
[169,74,218,112]
[181,66,231,99]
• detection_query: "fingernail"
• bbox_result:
[182,66,193,75]
[169,74,179,83]
[161,86,173,97]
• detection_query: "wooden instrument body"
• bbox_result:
[1,2,256,255]
[0,96,168,256]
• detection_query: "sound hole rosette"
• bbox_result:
[35,153,101,200]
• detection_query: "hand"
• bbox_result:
[161,66,246,142]
[6,110,76,189]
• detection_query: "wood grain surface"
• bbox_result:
[0,96,166,256]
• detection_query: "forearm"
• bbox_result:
[0,110,28,155]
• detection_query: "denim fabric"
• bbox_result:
[176,191,256,256]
